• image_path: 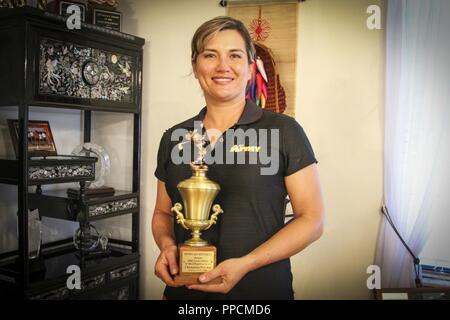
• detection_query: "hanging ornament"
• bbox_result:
[248,7,271,42]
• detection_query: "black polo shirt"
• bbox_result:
[155,99,317,300]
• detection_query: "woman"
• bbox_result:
[152,16,324,300]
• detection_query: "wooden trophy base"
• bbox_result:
[174,244,222,285]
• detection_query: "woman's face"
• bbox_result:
[193,29,252,105]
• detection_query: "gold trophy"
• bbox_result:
[171,131,223,285]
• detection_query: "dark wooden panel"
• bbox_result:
[0,21,24,107]
[0,159,18,184]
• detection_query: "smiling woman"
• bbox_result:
[152,16,324,300]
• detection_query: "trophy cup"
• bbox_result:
[171,131,223,285]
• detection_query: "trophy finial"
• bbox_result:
[184,128,208,166]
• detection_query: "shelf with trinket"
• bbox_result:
[28,189,138,222]
[0,155,97,186]
[0,236,138,299]
[1,118,99,186]
[0,112,140,298]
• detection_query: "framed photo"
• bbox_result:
[7,120,58,157]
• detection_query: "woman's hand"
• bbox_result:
[187,256,252,294]
[154,244,184,287]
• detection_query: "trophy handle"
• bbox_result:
[205,204,223,230]
[171,203,189,230]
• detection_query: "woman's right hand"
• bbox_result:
[154,244,184,287]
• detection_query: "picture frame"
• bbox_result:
[7,120,58,157]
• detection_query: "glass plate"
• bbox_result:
[72,142,111,188]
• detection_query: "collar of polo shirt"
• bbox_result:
[181,99,263,129]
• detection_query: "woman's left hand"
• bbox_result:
[187,257,252,294]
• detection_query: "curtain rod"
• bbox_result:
[219,0,305,7]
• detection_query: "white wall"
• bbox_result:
[294,0,385,299]
[119,0,385,299]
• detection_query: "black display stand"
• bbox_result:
[0,6,144,300]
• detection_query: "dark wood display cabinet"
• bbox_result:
[0,6,144,299]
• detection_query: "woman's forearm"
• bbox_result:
[243,214,324,272]
[152,210,177,251]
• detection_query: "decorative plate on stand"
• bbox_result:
[68,142,114,197]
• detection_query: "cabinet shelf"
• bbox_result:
[29,189,139,222]
[0,241,138,299]
[0,155,97,186]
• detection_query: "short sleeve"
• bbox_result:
[154,130,171,182]
[282,119,318,176]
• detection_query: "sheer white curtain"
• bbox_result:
[375,0,450,288]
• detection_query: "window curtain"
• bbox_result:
[375,0,450,288]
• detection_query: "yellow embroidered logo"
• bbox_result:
[229,145,261,153]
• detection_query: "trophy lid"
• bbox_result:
[177,163,220,191]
